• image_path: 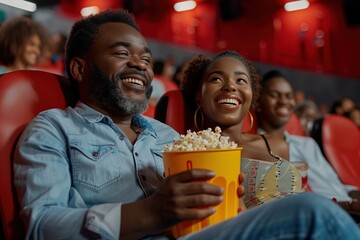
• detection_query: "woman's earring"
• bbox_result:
[242,111,254,133]
[194,106,204,131]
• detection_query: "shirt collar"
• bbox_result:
[75,102,156,135]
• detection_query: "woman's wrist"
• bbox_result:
[338,198,358,211]
[334,198,357,211]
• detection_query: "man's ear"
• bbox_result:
[69,57,86,82]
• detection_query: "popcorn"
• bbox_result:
[164,126,238,151]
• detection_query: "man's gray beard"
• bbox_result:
[88,64,153,116]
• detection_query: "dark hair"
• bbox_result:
[182,50,261,112]
[329,99,342,114]
[343,105,360,120]
[329,97,355,114]
[295,99,318,115]
[65,9,139,83]
[153,60,165,75]
[0,16,49,65]
[260,69,287,86]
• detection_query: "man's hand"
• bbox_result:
[238,172,246,212]
[148,169,223,229]
[121,169,245,239]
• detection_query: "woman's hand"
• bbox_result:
[348,190,360,212]
[349,190,360,200]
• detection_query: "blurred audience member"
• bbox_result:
[144,58,179,117]
[0,16,50,74]
[51,33,67,65]
[329,97,355,115]
[295,99,320,136]
[256,70,360,212]
[318,103,329,115]
[152,58,178,102]
[294,90,305,105]
[344,106,360,129]
[34,32,67,75]
[172,58,190,88]
[154,57,176,80]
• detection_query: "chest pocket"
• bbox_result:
[70,141,122,192]
[150,148,165,176]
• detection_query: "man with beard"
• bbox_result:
[14,10,360,240]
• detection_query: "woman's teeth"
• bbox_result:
[217,98,239,105]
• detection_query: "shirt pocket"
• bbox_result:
[70,141,122,192]
[150,148,165,177]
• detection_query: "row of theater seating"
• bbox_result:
[0,70,359,239]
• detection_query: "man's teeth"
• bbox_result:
[122,78,144,86]
[217,98,239,105]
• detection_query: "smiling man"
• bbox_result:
[13,10,360,240]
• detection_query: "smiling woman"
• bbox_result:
[182,50,303,209]
[0,15,50,74]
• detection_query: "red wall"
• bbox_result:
[134,0,360,79]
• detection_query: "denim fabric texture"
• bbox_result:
[14,103,360,239]
[14,102,179,239]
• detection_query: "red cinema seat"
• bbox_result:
[285,113,305,136]
[311,114,360,188]
[0,70,77,240]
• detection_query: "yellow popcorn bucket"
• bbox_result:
[162,147,242,238]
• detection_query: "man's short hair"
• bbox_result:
[65,9,140,83]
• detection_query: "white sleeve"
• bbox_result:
[85,203,121,239]
[287,135,353,202]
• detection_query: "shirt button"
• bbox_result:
[92,152,98,157]
[135,152,139,156]
[119,136,124,141]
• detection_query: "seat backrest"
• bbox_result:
[155,90,188,134]
[0,70,77,240]
[143,75,180,118]
[284,113,305,136]
[311,114,360,188]
[154,89,258,134]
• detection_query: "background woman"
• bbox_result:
[0,16,50,74]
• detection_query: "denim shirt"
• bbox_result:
[14,102,179,240]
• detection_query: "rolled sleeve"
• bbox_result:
[85,203,122,240]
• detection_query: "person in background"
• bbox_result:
[256,69,360,213]
[172,58,191,88]
[0,16,50,74]
[154,57,177,80]
[344,106,360,129]
[51,32,67,65]
[295,99,321,136]
[329,97,355,115]
[146,58,179,117]
[13,10,360,240]
[294,90,305,105]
